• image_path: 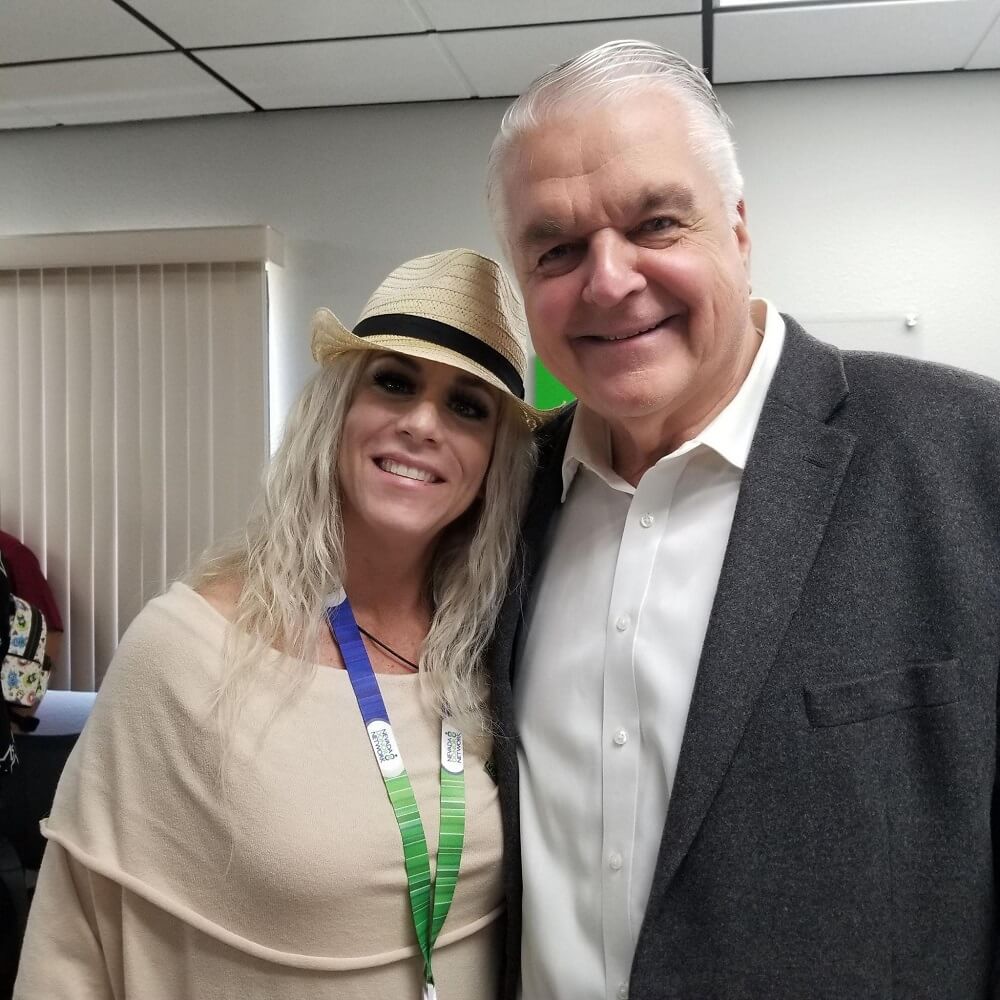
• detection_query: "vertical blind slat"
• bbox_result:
[41,270,70,687]
[209,264,238,538]
[185,265,213,559]
[67,269,95,691]
[114,267,143,646]
[0,272,20,529]
[90,268,118,681]
[17,272,43,563]
[138,265,165,606]
[162,265,190,583]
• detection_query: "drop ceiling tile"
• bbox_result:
[0,0,169,64]
[967,8,1000,67]
[417,0,698,31]
[0,53,249,127]
[443,16,702,98]
[199,35,472,108]
[714,0,997,83]
[128,0,427,48]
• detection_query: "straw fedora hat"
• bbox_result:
[310,248,546,425]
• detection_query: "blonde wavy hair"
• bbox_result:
[189,350,536,751]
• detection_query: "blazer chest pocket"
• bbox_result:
[804,659,961,728]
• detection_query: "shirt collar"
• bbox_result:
[559,300,787,501]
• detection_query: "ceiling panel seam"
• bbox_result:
[106,0,262,111]
[429,34,479,98]
[405,0,436,31]
[0,50,167,69]
[703,0,715,79]
[963,4,1000,65]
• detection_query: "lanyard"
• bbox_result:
[325,596,466,999]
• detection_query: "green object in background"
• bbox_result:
[532,357,575,410]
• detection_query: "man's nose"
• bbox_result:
[582,233,646,308]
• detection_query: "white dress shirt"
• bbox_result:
[515,303,786,1000]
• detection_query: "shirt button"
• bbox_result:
[609,852,624,871]
[639,513,654,528]
[613,728,628,746]
[615,615,631,632]
[617,985,629,1000]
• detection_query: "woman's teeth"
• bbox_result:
[377,459,439,483]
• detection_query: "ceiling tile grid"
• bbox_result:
[713,0,1000,83]
[443,15,703,99]
[1,0,998,130]
[198,34,472,109]
[0,53,249,127]
[127,0,428,49]
[967,5,1000,66]
[0,0,169,64]
[414,0,699,31]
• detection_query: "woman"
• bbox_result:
[14,249,540,1000]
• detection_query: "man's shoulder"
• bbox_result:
[838,349,1000,429]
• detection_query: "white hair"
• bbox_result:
[189,350,536,758]
[486,39,744,250]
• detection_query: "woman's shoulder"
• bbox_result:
[107,581,233,691]
[193,575,243,624]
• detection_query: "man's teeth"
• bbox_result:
[602,320,664,341]
[378,459,438,483]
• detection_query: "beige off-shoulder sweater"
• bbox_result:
[14,583,503,999]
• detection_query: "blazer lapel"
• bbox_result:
[491,404,575,694]
[644,321,857,905]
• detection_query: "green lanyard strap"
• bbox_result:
[327,598,466,996]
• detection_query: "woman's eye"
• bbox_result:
[450,394,490,421]
[372,369,415,395]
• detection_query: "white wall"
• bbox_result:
[2,69,998,439]
[723,71,1000,380]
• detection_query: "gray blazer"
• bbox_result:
[488,318,1000,999]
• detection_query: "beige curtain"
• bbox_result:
[0,261,268,690]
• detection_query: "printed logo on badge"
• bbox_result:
[367,720,404,779]
[440,726,464,774]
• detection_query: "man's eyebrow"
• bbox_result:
[634,184,696,216]
[516,217,570,253]
[516,184,697,252]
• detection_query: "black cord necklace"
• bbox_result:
[357,625,419,672]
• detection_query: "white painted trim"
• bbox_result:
[0,225,284,269]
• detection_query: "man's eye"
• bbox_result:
[372,369,415,395]
[538,244,569,266]
[537,243,581,273]
[637,216,678,235]
[450,394,491,421]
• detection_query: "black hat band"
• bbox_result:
[353,313,525,399]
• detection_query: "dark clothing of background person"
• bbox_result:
[0,533,62,632]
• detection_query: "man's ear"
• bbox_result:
[734,199,752,274]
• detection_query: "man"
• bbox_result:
[485,40,1000,1000]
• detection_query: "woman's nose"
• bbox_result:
[397,397,443,441]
